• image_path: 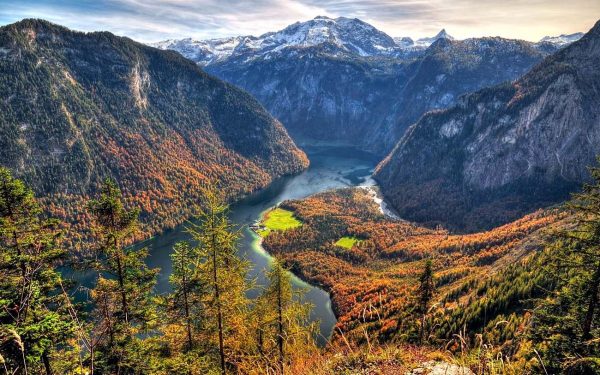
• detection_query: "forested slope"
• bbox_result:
[0,19,308,246]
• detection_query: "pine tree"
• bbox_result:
[168,241,203,352]
[87,178,158,373]
[186,187,252,374]
[257,260,317,374]
[417,259,435,344]
[531,159,600,373]
[0,167,75,374]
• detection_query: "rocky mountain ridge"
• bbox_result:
[153,16,404,66]
[374,19,600,232]
[155,17,579,155]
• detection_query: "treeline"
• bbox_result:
[0,167,316,374]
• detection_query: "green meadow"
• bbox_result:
[258,207,302,236]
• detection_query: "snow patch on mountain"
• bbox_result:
[538,32,584,47]
[153,17,579,68]
[153,16,401,65]
[414,29,455,48]
[152,36,257,65]
[392,29,454,52]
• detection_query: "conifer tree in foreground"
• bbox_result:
[531,159,600,374]
[257,260,317,374]
[158,240,212,374]
[186,187,252,374]
[417,259,435,344]
[168,241,203,352]
[87,178,158,373]
[0,167,75,375]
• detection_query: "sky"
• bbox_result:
[0,0,599,43]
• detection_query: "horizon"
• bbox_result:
[0,1,599,44]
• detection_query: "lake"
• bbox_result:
[81,144,380,346]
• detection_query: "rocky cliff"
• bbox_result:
[375,20,600,232]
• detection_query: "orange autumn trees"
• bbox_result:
[261,187,565,348]
[0,19,309,253]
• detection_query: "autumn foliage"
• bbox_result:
[262,187,565,348]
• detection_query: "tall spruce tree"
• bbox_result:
[257,260,316,374]
[0,167,75,374]
[87,178,158,373]
[186,187,252,374]
[168,241,203,351]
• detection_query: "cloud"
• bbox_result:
[0,0,598,42]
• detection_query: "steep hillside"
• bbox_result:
[0,19,308,246]
[156,17,556,156]
[363,37,547,152]
[375,20,600,232]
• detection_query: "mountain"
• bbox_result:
[153,16,402,66]
[539,32,584,47]
[362,36,548,153]
[156,24,456,67]
[152,36,252,66]
[374,20,600,232]
[156,18,564,156]
[392,29,455,56]
[392,36,414,48]
[0,19,308,246]
[413,29,455,48]
[160,17,546,156]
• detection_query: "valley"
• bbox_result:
[1,7,600,375]
[157,16,570,156]
[259,188,564,347]
[0,19,308,250]
[375,19,600,232]
[136,144,380,345]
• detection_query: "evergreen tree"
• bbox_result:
[168,241,204,351]
[256,260,317,374]
[0,167,75,374]
[187,187,252,374]
[87,178,158,373]
[531,160,600,374]
[417,259,435,344]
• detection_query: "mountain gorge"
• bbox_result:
[375,20,600,232]
[0,19,308,246]
[2,9,600,374]
[156,16,571,155]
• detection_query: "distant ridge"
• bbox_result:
[156,17,560,156]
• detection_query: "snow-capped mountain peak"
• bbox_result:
[152,16,400,65]
[152,18,581,68]
[151,35,254,65]
[241,16,399,57]
[539,32,584,47]
[393,36,414,48]
[392,29,454,50]
[435,29,454,40]
[414,29,455,48]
